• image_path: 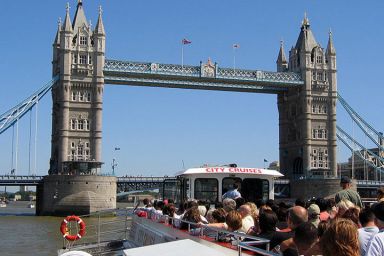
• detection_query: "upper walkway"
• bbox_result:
[104,59,304,94]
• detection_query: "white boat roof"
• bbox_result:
[123,239,233,256]
[176,166,284,177]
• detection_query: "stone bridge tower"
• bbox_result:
[51,1,105,174]
[37,1,115,216]
[277,16,337,182]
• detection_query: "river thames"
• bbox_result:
[0,201,131,256]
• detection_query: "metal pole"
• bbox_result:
[28,110,32,176]
[181,44,184,69]
[34,101,39,176]
[15,119,19,176]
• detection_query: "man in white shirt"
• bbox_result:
[366,202,384,256]
[359,207,379,256]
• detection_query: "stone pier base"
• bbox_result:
[36,175,116,216]
[290,178,357,200]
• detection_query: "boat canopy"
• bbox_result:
[176,166,284,178]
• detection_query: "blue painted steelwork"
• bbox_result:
[338,92,384,151]
[0,76,59,135]
[336,125,384,173]
[104,59,303,93]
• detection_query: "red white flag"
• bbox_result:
[182,38,192,45]
[233,44,240,49]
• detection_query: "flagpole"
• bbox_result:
[233,46,236,72]
[181,43,184,70]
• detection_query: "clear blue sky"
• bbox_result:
[0,0,383,177]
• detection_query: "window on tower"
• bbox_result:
[80,36,87,45]
[79,55,87,64]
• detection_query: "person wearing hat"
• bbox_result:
[366,202,384,256]
[307,204,321,228]
[335,176,363,209]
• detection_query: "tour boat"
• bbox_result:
[58,165,283,256]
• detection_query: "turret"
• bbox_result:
[276,40,288,72]
[326,30,336,70]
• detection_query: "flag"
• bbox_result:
[115,147,120,151]
[182,38,192,45]
[233,44,240,49]
[264,159,268,162]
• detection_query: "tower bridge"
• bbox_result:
[0,1,382,215]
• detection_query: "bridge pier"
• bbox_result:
[36,175,116,216]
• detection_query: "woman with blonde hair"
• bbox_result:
[320,218,359,256]
[336,199,355,217]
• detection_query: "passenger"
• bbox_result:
[162,203,176,225]
[376,187,384,203]
[235,197,246,209]
[294,198,306,208]
[180,206,201,230]
[316,198,330,221]
[270,206,308,251]
[320,218,359,256]
[223,198,237,212]
[280,222,319,256]
[366,202,384,255]
[307,204,321,228]
[248,208,278,250]
[222,183,241,200]
[224,210,243,232]
[244,202,259,224]
[237,204,255,233]
[336,199,355,217]
[335,176,363,209]
[211,208,227,223]
[276,206,289,231]
[358,207,379,256]
[341,207,360,226]
[197,204,207,218]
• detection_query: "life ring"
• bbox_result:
[60,215,86,241]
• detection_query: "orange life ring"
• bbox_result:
[60,215,86,241]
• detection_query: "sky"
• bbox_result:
[0,0,383,178]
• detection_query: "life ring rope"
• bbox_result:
[60,215,86,241]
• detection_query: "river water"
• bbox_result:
[0,201,131,256]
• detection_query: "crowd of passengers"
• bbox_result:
[134,177,384,256]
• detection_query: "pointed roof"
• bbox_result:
[94,6,105,35]
[63,3,73,32]
[326,29,336,55]
[54,18,62,45]
[72,0,88,34]
[277,40,287,64]
[294,13,318,52]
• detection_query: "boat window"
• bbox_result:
[241,179,269,202]
[222,177,242,195]
[194,178,218,202]
[162,179,181,203]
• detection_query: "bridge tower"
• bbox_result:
[277,16,337,183]
[51,1,105,174]
[37,1,115,216]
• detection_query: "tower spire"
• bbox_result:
[276,40,288,72]
[63,3,73,32]
[53,18,62,45]
[72,0,88,33]
[95,5,105,35]
[326,28,336,55]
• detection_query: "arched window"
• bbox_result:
[79,92,84,101]
[72,91,77,101]
[71,119,77,130]
[86,92,91,102]
[78,120,84,130]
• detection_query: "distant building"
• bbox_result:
[268,161,280,172]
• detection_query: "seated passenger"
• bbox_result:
[180,206,201,230]
[237,204,255,233]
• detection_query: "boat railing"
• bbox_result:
[148,211,278,255]
[61,207,133,253]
